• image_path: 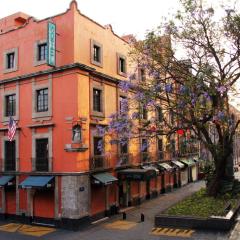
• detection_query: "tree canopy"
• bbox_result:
[100,0,240,196]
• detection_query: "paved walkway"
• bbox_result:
[120,181,205,224]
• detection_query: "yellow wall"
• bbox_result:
[74,6,129,80]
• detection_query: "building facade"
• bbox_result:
[0,1,198,229]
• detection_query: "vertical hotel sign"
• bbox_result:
[47,22,56,67]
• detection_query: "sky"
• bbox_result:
[0,0,180,39]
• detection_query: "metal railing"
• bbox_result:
[141,152,151,163]
[116,153,132,167]
[32,157,52,172]
[90,155,109,170]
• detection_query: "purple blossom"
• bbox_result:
[179,85,187,94]
[217,85,227,95]
[165,84,173,93]
[154,83,162,92]
[131,112,139,119]
[217,111,225,120]
[96,125,106,136]
[135,91,145,101]
[119,80,131,92]
[203,92,211,101]
[178,101,185,108]
[120,98,129,113]
[147,99,155,107]
[191,98,196,105]
[97,139,103,153]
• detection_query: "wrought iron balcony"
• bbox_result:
[90,155,109,171]
[0,159,18,172]
[141,152,151,163]
[32,158,52,172]
[116,153,132,167]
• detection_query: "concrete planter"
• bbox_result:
[155,201,240,231]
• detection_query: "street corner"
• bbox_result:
[104,220,138,230]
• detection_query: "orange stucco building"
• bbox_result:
[0,1,198,229]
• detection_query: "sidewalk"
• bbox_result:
[121,180,205,223]
[57,181,207,240]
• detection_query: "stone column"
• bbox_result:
[16,176,20,215]
[54,176,59,219]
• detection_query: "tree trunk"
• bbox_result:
[206,145,234,197]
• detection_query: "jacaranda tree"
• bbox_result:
[99,0,240,196]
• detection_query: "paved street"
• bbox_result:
[0,180,232,240]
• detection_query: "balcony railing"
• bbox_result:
[90,155,109,171]
[141,152,151,163]
[5,161,16,172]
[32,158,52,172]
[116,153,132,167]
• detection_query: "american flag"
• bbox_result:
[8,116,17,142]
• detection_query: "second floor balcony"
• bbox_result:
[32,157,52,172]
[90,155,110,171]
[116,153,132,167]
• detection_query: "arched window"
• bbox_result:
[72,124,82,142]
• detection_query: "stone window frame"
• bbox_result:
[31,128,53,172]
[90,81,105,118]
[34,39,47,66]
[90,39,103,67]
[117,53,127,77]
[32,75,52,119]
[1,132,19,172]
[1,85,19,123]
[3,48,18,73]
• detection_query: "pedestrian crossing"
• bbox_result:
[151,227,195,238]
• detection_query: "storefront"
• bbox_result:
[118,168,157,207]
[91,172,118,218]
[157,163,173,192]
[0,176,15,218]
[19,175,55,225]
[171,160,185,187]
[180,158,196,183]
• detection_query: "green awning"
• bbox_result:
[172,160,185,169]
[92,173,118,185]
[158,163,173,171]
[0,176,14,187]
[141,165,159,174]
[19,176,54,189]
[118,168,157,181]
[180,159,195,166]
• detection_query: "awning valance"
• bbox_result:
[92,173,118,185]
[172,160,185,169]
[158,163,173,171]
[118,168,157,181]
[0,176,14,187]
[141,165,159,174]
[180,159,195,167]
[19,176,54,189]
